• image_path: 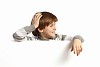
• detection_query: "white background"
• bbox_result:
[0,0,100,67]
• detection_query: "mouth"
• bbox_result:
[52,31,55,33]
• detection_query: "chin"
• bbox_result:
[50,34,56,38]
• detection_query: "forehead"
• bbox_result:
[50,20,57,24]
[49,22,56,25]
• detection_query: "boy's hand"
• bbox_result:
[71,39,82,56]
[32,12,42,28]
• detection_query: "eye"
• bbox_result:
[49,23,56,27]
[50,24,53,27]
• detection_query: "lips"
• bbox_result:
[52,32,55,33]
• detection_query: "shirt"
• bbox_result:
[13,25,84,42]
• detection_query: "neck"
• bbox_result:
[39,33,49,40]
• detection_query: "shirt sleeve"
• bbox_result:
[13,25,35,42]
[62,35,84,43]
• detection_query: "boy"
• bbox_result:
[13,11,84,56]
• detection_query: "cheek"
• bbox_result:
[44,27,54,33]
[45,31,52,35]
[45,28,52,32]
[44,30,50,34]
[48,30,53,33]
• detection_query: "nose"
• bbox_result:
[53,26,56,30]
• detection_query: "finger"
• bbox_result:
[35,14,40,18]
[80,46,82,52]
[74,47,76,55]
[34,12,41,18]
[71,46,73,52]
[38,14,42,19]
[76,46,80,56]
[36,14,42,20]
[35,12,41,15]
[76,46,78,56]
[33,14,37,19]
[79,45,81,52]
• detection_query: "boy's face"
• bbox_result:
[39,22,56,39]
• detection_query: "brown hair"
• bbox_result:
[31,11,58,36]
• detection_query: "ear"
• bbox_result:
[38,28,43,32]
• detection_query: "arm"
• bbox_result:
[13,25,35,41]
[13,12,42,42]
[71,38,83,56]
[62,35,84,43]
[62,35,84,56]
[70,35,84,56]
